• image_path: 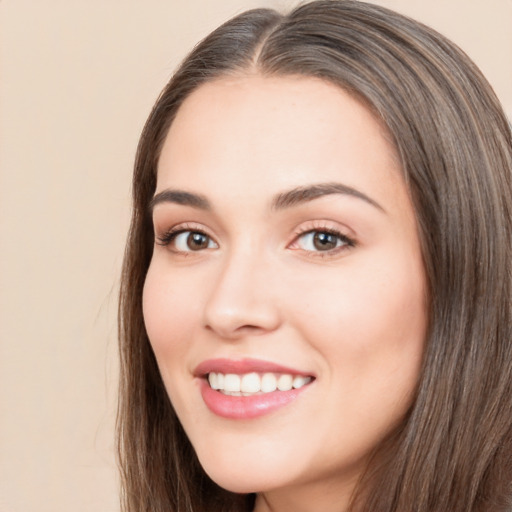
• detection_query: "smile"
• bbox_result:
[208,372,312,395]
[195,358,315,419]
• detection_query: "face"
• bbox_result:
[143,75,427,509]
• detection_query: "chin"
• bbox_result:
[197,452,296,494]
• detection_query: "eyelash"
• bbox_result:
[290,225,356,257]
[155,223,356,257]
[156,224,215,250]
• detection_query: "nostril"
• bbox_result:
[203,299,281,339]
[204,322,269,340]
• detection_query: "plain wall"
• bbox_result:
[1,1,510,511]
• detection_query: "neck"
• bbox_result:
[252,473,358,512]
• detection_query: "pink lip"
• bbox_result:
[194,358,314,420]
[194,357,312,377]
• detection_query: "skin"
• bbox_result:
[143,75,428,512]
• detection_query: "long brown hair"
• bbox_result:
[117,1,512,510]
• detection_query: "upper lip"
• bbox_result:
[194,358,314,378]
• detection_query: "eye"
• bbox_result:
[293,229,354,253]
[157,229,218,252]
[174,231,216,251]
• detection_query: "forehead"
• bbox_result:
[156,74,407,214]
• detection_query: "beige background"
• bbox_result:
[1,1,510,511]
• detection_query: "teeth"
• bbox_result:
[241,372,260,393]
[261,373,277,393]
[208,372,219,390]
[292,375,309,388]
[223,374,241,392]
[207,372,312,395]
[277,374,293,391]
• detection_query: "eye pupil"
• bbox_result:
[187,232,209,250]
[313,232,338,251]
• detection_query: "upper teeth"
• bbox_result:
[208,372,312,395]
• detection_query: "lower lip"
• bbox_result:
[199,379,311,419]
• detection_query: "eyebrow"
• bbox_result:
[271,182,385,212]
[149,189,211,211]
[149,182,384,214]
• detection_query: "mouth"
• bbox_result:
[195,358,315,419]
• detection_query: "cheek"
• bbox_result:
[142,264,206,420]
[288,253,427,394]
[142,263,198,359]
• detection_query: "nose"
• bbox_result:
[203,250,281,340]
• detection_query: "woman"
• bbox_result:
[117,1,512,511]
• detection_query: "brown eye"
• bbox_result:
[312,232,339,251]
[187,232,210,250]
[165,230,217,252]
[295,230,353,253]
